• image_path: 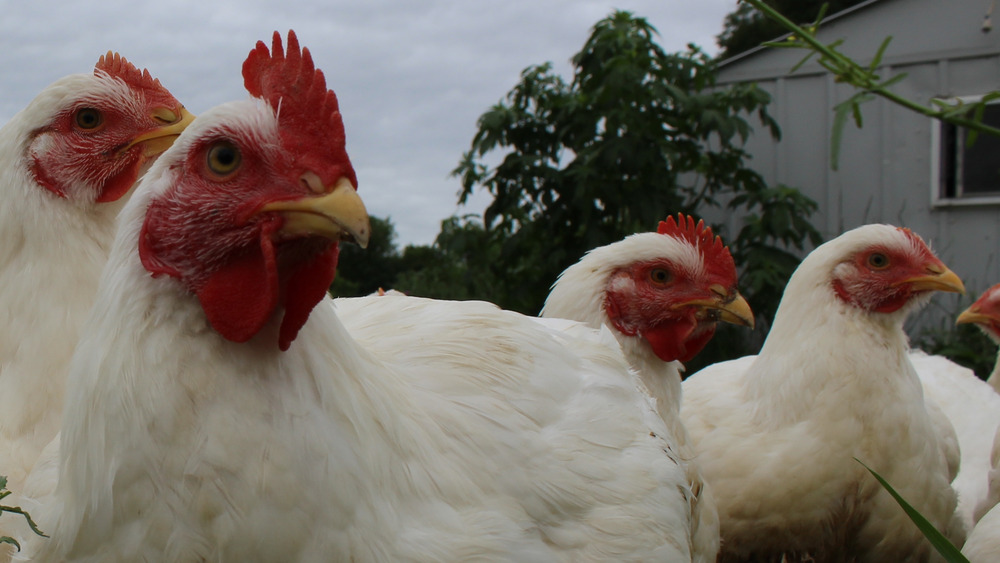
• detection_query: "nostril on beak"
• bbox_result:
[709,284,729,299]
[151,108,179,125]
[300,171,326,194]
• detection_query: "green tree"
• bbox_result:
[455,10,820,327]
[394,216,509,304]
[716,0,868,60]
[330,216,404,297]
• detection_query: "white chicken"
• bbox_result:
[34,31,700,562]
[541,215,755,428]
[954,284,1000,562]
[911,346,1000,531]
[0,52,191,496]
[680,224,966,562]
[539,215,755,563]
[955,283,1000,389]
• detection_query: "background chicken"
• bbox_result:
[541,214,754,427]
[928,283,1000,545]
[680,224,966,562]
[911,309,1000,532]
[0,53,190,497]
[539,215,755,562]
[956,283,1000,389]
[36,31,701,561]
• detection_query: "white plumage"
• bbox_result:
[911,349,1000,531]
[32,32,699,562]
[539,218,756,563]
[964,501,1000,562]
[681,224,966,561]
[0,54,189,499]
[950,283,1000,561]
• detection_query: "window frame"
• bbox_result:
[930,94,1000,208]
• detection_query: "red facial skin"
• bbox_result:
[29,55,185,203]
[140,31,359,352]
[962,285,1000,341]
[604,257,739,363]
[831,234,945,313]
[139,129,343,352]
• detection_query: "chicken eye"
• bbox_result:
[867,253,890,270]
[206,142,242,178]
[649,268,672,285]
[74,108,103,130]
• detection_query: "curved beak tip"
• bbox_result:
[352,223,371,249]
[686,291,755,329]
[956,307,989,326]
[258,178,371,246]
[720,291,755,329]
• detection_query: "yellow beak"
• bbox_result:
[675,284,755,329]
[125,106,197,157]
[257,177,371,248]
[895,264,966,295]
[956,306,992,326]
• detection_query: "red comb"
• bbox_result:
[895,226,941,265]
[242,30,357,188]
[657,214,734,268]
[94,52,164,93]
[896,226,926,246]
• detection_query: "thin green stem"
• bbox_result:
[742,0,1000,138]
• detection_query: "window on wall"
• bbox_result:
[934,96,1000,203]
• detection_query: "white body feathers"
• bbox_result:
[541,231,725,562]
[35,101,698,562]
[681,225,963,561]
[0,74,128,491]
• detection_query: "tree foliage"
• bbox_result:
[716,0,868,60]
[330,215,510,305]
[330,216,404,297]
[393,216,508,303]
[454,10,821,326]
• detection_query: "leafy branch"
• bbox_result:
[0,475,47,551]
[742,0,1000,168]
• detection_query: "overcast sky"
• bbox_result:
[1,0,737,246]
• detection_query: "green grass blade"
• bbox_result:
[856,459,968,562]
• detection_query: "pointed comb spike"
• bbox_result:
[656,215,678,235]
[94,51,163,93]
[656,213,736,274]
[657,213,712,245]
[274,30,286,59]
[241,30,358,190]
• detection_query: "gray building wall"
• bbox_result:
[715,0,1000,327]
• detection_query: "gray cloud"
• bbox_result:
[0,0,733,245]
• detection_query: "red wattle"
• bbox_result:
[642,320,717,363]
[642,320,696,363]
[196,221,280,344]
[278,244,339,351]
[96,157,142,202]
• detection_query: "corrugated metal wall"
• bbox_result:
[713,0,1000,329]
